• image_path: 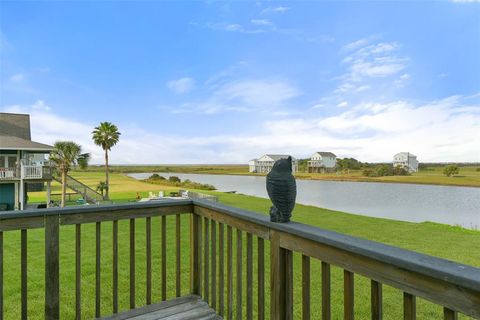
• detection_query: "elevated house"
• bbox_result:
[0,112,53,210]
[307,151,337,173]
[393,152,419,173]
[248,154,298,174]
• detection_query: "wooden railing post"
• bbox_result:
[45,214,59,319]
[270,230,293,320]
[190,213,201,295]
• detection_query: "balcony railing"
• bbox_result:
[0,200,478,319]
[0,167,18,180]
[0,164,52,180]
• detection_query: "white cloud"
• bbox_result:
[251,19,272,26]
[337,101,349,108]
[166,77,195,94]
[31,100,51,111]
[261,6,290,14]
[173,78,301,114]
[9,73,24,82]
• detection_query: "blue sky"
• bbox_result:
[1,1,479,164]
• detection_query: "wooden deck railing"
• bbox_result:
[0,199,479,320]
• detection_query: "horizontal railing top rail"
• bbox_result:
[2,199,478,291]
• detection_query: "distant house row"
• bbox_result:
[248,152,336,174]
[249,151,419,174]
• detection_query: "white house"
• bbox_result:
[307,152,337,173]
[393,152,419,173]
[248,154,298,174]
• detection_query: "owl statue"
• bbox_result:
[266,156,297,222]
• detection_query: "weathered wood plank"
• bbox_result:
[321,262,331,320]
[0,216,44,232]
[176,214,181,298]
[146,217,152,305]
[59,205,191,225]
[403,292,416,320]
[21,229,27,320]
[75,224,81,320]
[246,233,253,320]
[113,220,118,314]
[218,223,225,317]
[211,220,217,310]
[371,280,382,320]
[190,214,201,295]
[194,206,269,240]
[96,222,102,317]
[285,249,293,320]
[236,229,243,320]
[443,307,457,320]
[45,214,59,320]
[302,255,310,320]
[204,217,210,303]
[257,237,264,320]
[344,270,355,320]
[278,231,480,317]
[162,216,167,301]
[227,226,233,320]
[130,219,135,309]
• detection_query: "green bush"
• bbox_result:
[362,169,377,177]
[443,165,459,177]
[168,176,181,183]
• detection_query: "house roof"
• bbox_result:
[0,113,31,140]
[394,152,417,158]
[265,154,296,161]
[0,135,53,151]
[314,152,336,157]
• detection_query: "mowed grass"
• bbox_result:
[4,172,479,319]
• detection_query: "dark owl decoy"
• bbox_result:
[266,156,297,222]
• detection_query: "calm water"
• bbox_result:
[129,172,480,229]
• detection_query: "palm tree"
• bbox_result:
[50,141,90,207]
[92,122,121,200]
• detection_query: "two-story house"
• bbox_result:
[307,152,337,173]
[248,154,298,174]
[0,112,53,210]
[393,152,419,173]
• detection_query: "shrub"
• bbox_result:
[443,165,459,177]
[393,167,410,176]
[169,176,181,183]
[362,169,377,177]
[149,173,165,180]
[376,165,393,177]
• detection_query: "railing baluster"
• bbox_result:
[321,262,331,320]
[404,292,416,320]
[146,217,152,305]
[444,307,458,320]
[112,220,118,314]
[161,216,167,301]
[176,215,181,297]
[227,225,233,320]
[371,280,382,320]
[302,255,310,320]
[204,217,210,303]
[96,222,101,317]
[45,214,59,320]
[257,237,264,320]
[21,229,27,320]
[129,219,135,309]
[236,229,243,320]
[247,233,253,320]
[219,223,225,317]
[344,270,355,320]
[198,216,203,295]
[211,220,217,310]
[191,214,201,295]
[270,230,293,320]
[285,249,293,320]
[0,231,3,320]
[75,224,81,320]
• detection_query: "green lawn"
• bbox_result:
[4,172,479,319]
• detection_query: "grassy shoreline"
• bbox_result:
[14,171,478,319]
[83,164,480,188]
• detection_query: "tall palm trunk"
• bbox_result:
[61,169,66,207]
[105,149,109,200]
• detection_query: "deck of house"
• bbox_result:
[0,199,479,320]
